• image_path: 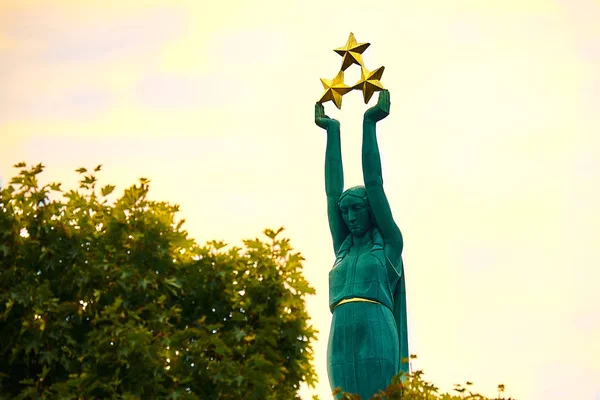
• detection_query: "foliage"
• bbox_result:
[335,356,516,400]
[0,163,317,399]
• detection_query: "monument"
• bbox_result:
[314,33,409,399]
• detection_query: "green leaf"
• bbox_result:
[24,337,42,354]
[40,349,58,364]
[138,278,149,289]
[264,226,285,240]
[1,299,14,320]
[101,184,116,197]
[233,327,246,342]
[164,277,182,289]
[75,167,87,174]
[0,244,9,257]
[39,365,51,380]
[82,175,97,185]
[211,337,231,356]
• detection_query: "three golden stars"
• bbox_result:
[318,33,385,109]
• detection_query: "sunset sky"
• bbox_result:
[1,1,599,399]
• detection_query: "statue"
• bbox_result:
[314,89,409,399]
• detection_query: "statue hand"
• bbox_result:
[364,90,390,124]
[315,103,340,130]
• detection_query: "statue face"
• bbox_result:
[339,195,372,237]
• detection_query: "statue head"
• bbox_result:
[338,185,373,238]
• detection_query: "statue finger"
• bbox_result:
[383,90,390,111]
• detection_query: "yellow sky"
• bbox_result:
[1,1,600,399]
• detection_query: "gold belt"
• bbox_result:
[334,297,382,309]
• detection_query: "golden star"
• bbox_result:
[318,70,352,109]
[334,32,370,71]
[353,65,385,103]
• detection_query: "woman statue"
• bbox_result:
[314,90,409,399]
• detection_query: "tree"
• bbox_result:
[0,163,317,399]
[335,356,516,400]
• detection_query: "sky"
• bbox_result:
[1,0,599,398]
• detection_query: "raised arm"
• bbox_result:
[362,91,403,258]
[315,103,349,254]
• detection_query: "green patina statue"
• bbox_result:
[314,90,409,399]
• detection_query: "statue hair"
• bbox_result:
[338,185,368,204]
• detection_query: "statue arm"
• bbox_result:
[325,124,348,254]
[316,103,348,254]
[362,91,403,257]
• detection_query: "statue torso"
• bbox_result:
[328,238,400,313]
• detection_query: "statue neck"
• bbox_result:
[352,229,373,248]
